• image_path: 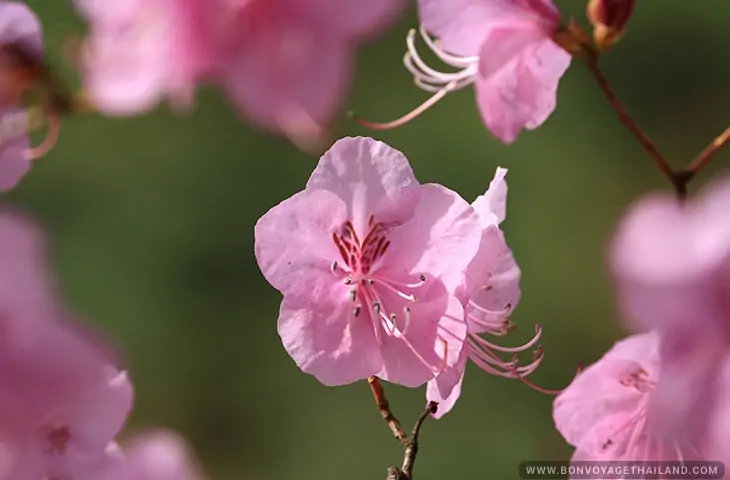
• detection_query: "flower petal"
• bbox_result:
[223,22,353,138]
[278,294,383,386]
[0,2,43,57]
[475,35,570,144]
[426,345,467,418]
[254,189,348,298]
[385,184,482,295]
[306,137,421,234]
[377,287,466,387]
[472,167,508,226]
[291,0,405,40]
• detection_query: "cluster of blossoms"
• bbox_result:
[0,0,728,478]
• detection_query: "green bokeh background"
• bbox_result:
[11,1,730,479]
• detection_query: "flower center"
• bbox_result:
[330,215,426,343]
[620,367,655,393]
[41,423,71,455]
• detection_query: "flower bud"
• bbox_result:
[586,0,636,52]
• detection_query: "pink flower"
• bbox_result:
[255,136,482,387]
[0,318,133,480]
[75,0,405,143]
[427,168,543,417]
[220,0,404,144]
[0,3,46,191]
[74,0,222,115]
[553,332,709,463]
[110,430,207,480]
[610,175,730,444]
[0,209,59,350]
[356,0,571,144]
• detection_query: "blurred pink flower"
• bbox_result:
[0,319,133,480]
[358,0,571,144]
[0,3,45,191]
[74,0,222,115]
[427,168,542,417]
[255,136,481,387]
[0,209,59,350]
[553,332,709,463]
[610,175,730,444]
[75,0,404,143]
[110,430,206,480]
[219,0,404,144]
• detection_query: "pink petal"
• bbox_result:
[278,294,383,386]
[386,184,483,295]
[79,0,172,115]
[553,333,658,455]
[122,430,206,480]
[465,227,521,332]
[417,0,560,57]
[254,189,348,299]
[471,167,508,226]
[222,21,353,138]
[426,345,467,418]
[289,0,405,40]
[0,2,43,57]
[647,330,725,448]
[475,34,570,144]
[306,137,421,234]
[0,109,31,192]
[377,291,466,387]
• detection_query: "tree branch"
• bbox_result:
[686,127,730,176]
[368,376,406,442]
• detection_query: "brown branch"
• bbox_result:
[579,53,675,184]
[686,127,730,176]
[368,376,406,442]
[385,402,439,480]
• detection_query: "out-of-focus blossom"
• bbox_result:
[75,0,405,145]
[255,136,481,388]
[0,209,59,350]
[427,168,542,417]
[610,175,730,444]
[0,2,47,191]
[0,319,133,480]
[109,430,207,480]
[74,0,222,115]
[355,0,571,144]
[554,333,710,463]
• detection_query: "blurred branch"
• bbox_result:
[686,127,730,177]
[579,53,675,185]
[367,377,438,480]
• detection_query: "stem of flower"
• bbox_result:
[385,402,439,480]
[579,53,675,184]
[685,127,730,177]
[368,376,406,442]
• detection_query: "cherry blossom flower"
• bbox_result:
[0,2,54,191]
[553,332,710,463]
[355,0,571,144]
[610,175,730,444]
[255,136,482,388]
[426,168,543,417]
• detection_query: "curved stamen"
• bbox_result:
[471,324,542,353]
[368,277,418,302]
[349,82,459,131]
[469,301,513,317]
[27,111,60,160]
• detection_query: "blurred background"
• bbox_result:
[11,0,730,479]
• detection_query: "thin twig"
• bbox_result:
[368,376,406,442]
[400,402,438,478]
[686,127,730,176]
[580,54,675,184]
